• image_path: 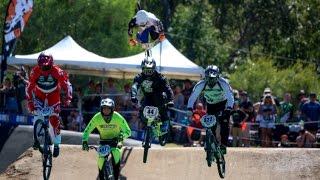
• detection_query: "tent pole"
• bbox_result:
[159,41,162,72]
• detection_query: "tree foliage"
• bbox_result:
[229,59,320,101]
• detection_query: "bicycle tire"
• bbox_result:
[103,155,115,180]
[42,129,52,180]
[159,133,167,146]
[215,150,226,178]
[33,119,45,153]
[143,127,151,163]
[205,130,213,167]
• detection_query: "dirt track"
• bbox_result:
[1,145,320,180]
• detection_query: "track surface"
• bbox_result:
[1,145,320,180]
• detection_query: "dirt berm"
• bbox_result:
[1,145,319,180]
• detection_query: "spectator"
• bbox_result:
[181,79,193,106]
[173,85,184,122]
[186,103,206,146]
[296,129,316,148]
[119,83,135,120]
[104,78,119,104]
[0,78,18,114]
[83,80,95,96]
[82,80,96,125]
[13,67,29,115]
[92,82,103,111]
[230,101,248,147]
[239,91,255,146]
[274,93,294,142]
[278,134,290,147]
[297,89,308,112]
[67,110,83,132]
[129,111,141,130]
[257,94,277,147]
[262,87,280,106]
[301,93,320,135]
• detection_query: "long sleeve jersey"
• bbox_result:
[187,77,234,109]
[26,65,72,101]
[82,111,131,142]
[131,71,173,107]
[128,11,164,37]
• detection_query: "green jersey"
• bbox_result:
[82,111,131,142]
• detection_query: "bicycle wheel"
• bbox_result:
[205,131,213,167]
[143,127,151,163]
[215,150,226,178]
[42,130,52,180]
[101,155,115,180]
[34,119,45,153]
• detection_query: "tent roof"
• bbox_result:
[8,36,204,80]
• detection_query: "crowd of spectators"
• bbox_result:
[1,68,320,147]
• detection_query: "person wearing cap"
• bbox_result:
[301,93,320,134]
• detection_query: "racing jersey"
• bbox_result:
[82,111,131,142]
[128,11,164,36]
[131,71,173,107]
[26,65,72,101]
[187,78,234,109]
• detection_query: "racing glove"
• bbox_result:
[82,141,89,151]
[166,101,174,108]
[129,38,138,46]
[159,33,166,41]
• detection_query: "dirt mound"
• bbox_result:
[1,146,320,180]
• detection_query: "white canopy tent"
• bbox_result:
[8,36,204,80]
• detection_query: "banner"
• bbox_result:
[1,0,33,83]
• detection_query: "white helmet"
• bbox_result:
[135,10,148,26]
[100,98,115,119]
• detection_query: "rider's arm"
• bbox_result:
[114,112,131,139]
[128,17,136,37]
[187,80,206,109]
[82,113,100,142]
[131,75,141,98]
[218,77,234,109]
[26,67,39,101]
[57,66,72,101]
[160,74,173,102]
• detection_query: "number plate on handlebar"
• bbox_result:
[98,145,111,157]
[143,106,159,120]
[35,106,54,117]
[201,115,217,128]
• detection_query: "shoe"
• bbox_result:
[33,141,40,150]
[53,145,59,158]
[160,121,169,135]
[220,145,227,155]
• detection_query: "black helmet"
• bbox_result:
[205,65,220,86]
[100,98,115,121]
[141,56,156,76]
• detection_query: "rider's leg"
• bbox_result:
[49,114,61,157]
[159,107,169,134]
[112,154,121,180]
[136,27,152,43]
[220,116,230,154]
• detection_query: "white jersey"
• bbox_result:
[187,77,234,109]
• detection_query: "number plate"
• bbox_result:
[143,106,159,120]
[200,115,216,128]
[98,145,111,157]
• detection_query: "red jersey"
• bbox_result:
[26,65,72,103]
